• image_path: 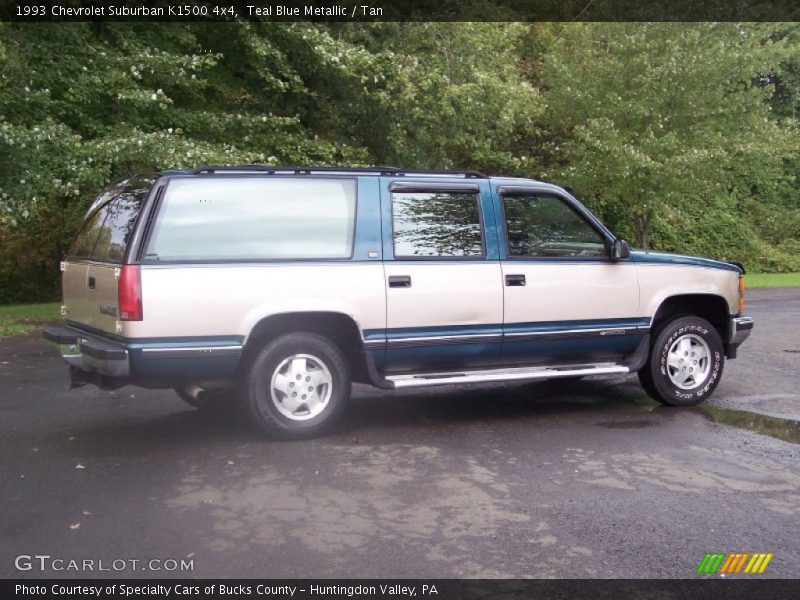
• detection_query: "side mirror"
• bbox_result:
[610,239,630,262]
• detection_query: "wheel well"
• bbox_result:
[652,295,729,341]
[242,312,368,383]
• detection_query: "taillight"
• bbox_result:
[118,265,143,321]
[738,275,745,314]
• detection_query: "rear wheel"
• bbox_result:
[638,316,724,406]
[241,332,351,439]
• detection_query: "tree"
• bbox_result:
[531,22,798,267]
[1,22,799,303]
[0,22,369,301]
[290,22,544,173]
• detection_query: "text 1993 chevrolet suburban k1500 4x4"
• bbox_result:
[44,166,753,439]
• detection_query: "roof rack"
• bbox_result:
[190,165,488,179]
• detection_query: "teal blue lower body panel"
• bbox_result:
[385,341,502,374]
[367,318,650,374]
[127,337,244,384]
[500,333,643,365]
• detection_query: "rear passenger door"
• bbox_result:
[381,179,503,373]
[494,185,643,365]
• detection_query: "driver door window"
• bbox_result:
[504,193,606,259]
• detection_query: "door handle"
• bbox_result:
[88,276,96,290]
[505,274,526,286]
[388,275,412,288]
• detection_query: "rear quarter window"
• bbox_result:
[144,177,357,261]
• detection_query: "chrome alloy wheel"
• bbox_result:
[666,333,711,390]
[270,354,333,420]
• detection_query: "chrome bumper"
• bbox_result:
[43,324,130,378]
[729,316,754,346]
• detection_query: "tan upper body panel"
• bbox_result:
[635,264,739,319]
[383,262,503,329]
[501,262,640,324]
[116,261,738,341]
[120,262,386,341]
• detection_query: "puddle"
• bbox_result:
[700,406,800,445]
[613,389,800,444]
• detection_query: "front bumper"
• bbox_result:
[725,315,753,358]
[729,316,754,345]
[43,324,129,383]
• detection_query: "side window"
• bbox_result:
[145,177,356,261]
[392,190,484,258]
[503,193,606,258]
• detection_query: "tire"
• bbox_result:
[241,332,351,439]
[174,384,233,413]
[638,316,724,407]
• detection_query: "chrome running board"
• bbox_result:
[386,363,629,389]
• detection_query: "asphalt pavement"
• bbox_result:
[1,288,798,578]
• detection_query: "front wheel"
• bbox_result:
[638,316,724,407]
[241,332,351,439]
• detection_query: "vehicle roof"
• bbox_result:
[158,165,557,188]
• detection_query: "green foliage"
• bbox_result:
[0,22,798,303]
[0,22,372,301]
[531,23,798,267]
[276,22,543,172]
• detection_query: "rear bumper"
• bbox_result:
[43,324,130,380]
[43,324,243,389]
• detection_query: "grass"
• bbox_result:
[746,272,800,288]
[0,302,60,338]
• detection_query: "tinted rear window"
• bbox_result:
[70,206,109,258]
[145,177,357,261]
[69,175,154,262]
[69,186,119,258]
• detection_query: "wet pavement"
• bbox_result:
[0,288,798,578]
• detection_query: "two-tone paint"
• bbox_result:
[52,171,746,388]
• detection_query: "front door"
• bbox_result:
[495,186,643,365]
[381,179,503,374]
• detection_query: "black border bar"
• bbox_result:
[5,579,800,600]
[3,1,800,22]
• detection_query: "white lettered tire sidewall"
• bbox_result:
[649,317,724,406]
[243,332,351,439]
